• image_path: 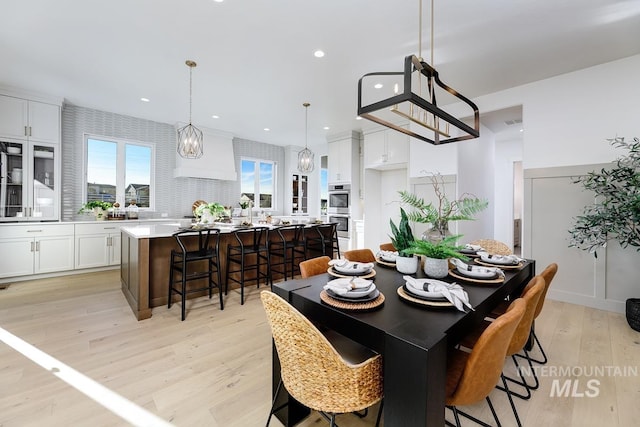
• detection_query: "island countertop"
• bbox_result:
[120,220,318,239]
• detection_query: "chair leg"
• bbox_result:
[501,373,522,427]
[240,252,245,305]
[375,400,383,427]
[515,329,548,365]
[181,260,187,321]
[265,379,285,427]
[168,254,174,309]
[486,396,502,427]
[224,252,230,296]
[216,259,224,310]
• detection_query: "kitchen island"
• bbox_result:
[120,222,324,320]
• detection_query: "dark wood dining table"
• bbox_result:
[271,258,535,427]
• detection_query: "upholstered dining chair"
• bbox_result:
[343,249,376,263]
[469,239,512,255]
[261,291,384,427]
[299,256,331,279]
[491,263,558,365]
[445,298,526,427]
[378,242,396,252]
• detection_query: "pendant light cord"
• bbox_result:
[189,65,193,125]
[303,102,310,148]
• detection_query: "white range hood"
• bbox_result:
[173,125,237,181]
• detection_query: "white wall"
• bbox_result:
[494,138,524,248]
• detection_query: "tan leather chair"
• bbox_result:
[378,242,396,252]
[343,249,376,263]
[261,291,383,427]
[445,298,526,427]
[299,256,331,278]
[469,239,512,255]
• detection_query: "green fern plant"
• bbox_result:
[389,208,415,257]
[404,235,469,260]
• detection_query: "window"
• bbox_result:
[241,158,275,210]
[85,136,154,209]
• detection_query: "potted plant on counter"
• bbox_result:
[404,235,468,278]
[399,173,488,242]
[389,208,418,274]
[568,136,640,331]
[195,201,226,224]
[78,200,113,220]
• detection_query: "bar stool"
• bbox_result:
[168,228,223,321]
[305,222,340,259]
[225,226,271,305]
[269,224,307,281]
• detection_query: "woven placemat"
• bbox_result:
[396,286,454,308]
[320,289,385,311]
[327,267,377,279]
[448,269,505,285]
[474,259,523,270]
[375,258,396,268]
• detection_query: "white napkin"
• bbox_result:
[323,278,373,296]
[464,244,484,251]
[450,258,505,278]
[377,250,398,262]
[328,259,374,273]
[477,252,524,265]
[403,276,474,312]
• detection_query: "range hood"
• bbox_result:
[173,126,237,180]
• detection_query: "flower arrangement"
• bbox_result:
[239,194,252,209]
[195,202,226,223]
[78,200,113,220]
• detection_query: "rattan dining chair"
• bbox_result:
[261,291,384,427]
[343,249,376,263]
[445,298,526,427]
[378,242,396,252]
[299,256,332,279]
[469,239,512,255]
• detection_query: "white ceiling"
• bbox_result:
[1,0,639,148]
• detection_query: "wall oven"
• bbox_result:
[328,183,350,214]
[328,214,350,238]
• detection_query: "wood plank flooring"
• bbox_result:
[1,270,639,426]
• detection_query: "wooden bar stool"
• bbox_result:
[269,224,307,281]
[225,226,271,305]
[168,228,223,321]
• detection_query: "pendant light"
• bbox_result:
[177,60,204,159]
[357,0,479,145]
[297,102,315,173]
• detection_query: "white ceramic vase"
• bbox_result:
[396,256,419,274]
[423,257,449,278]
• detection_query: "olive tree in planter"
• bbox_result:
[568,136,640,331]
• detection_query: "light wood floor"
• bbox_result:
[1,270,639,426]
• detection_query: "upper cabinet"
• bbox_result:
[327,131,360,183]
[363,126,409,170]
[173,126,237,180]
[0,95,60,144]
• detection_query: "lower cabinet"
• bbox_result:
[0,224,74,278]
[75,223,123,269]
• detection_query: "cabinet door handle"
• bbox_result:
[27,229,43,233]
[36,241,40,252]
[24,126,28,137]
[107,236,112,246]
[103,227,116,230]
[30,241,34,252]
[28,126,32,137]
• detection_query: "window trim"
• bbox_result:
[82,133,156,210]
[240,157,277,210]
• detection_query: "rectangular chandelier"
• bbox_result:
[358,55,479,145]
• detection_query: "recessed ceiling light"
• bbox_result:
[356,116,362,120]
[140,97,150,102]
[374,83,383,89]
[264,128,270,131]
[323,126,330,130]
[212,115,219,119]
[314,50,325,58]
[520,128,524,132]
[213,0,224,3]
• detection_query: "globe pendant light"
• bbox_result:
[297,102,314,173]
[177,60,204,159]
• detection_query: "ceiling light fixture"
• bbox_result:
[177,60,204,159]
[357,0,479,145]
[297,102,314,173]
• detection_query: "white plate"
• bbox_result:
[404,278,449,298]
[326,278,375,297]
[378,250,398,262]
[333,261,373,275]
[7,147,21,154]
[34,150,54,159]
[456,265,498,279]
[479,254,519,265]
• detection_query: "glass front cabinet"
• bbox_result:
[1,140,59,221]
[291,174,308,214]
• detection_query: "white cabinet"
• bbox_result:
[75,223,124,269]
[328,138,352,183]
[363,128,409,170]
[0,223,74,278]
[0,95,60,144]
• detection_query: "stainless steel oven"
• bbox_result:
[328,183,350,214]
[328,214,350,238]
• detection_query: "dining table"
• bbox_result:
[271,257,535,427]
